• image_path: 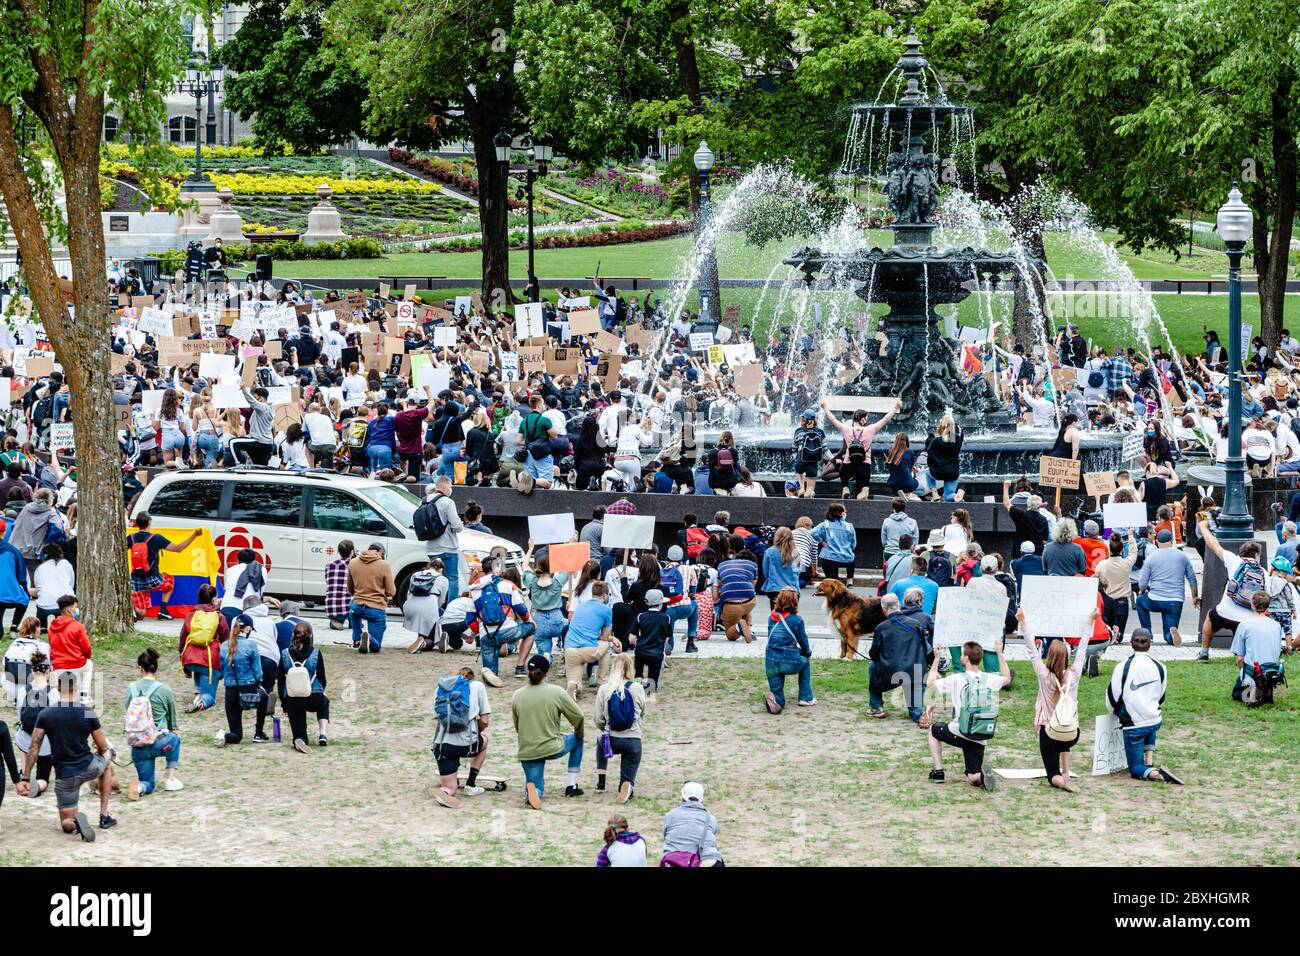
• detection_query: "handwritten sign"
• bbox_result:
[514,302,544,340]
[1083,471,1117,497]
[500,351,519,382]
[48,422,75,452]
[1122,432,1143,462]
[707,344,725,366]
[1020,575,1098,638]
[1091,714,1126,776]
[689,331,714,351]
[934,585,1007,650]
[1038,455,1081,490]
[519,346,546,374]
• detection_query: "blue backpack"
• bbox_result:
[607,682,636,731]
[434,675,471,732]
[660,564,683,599]
[477,578,507,628]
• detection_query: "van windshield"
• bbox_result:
[365,484,422,529]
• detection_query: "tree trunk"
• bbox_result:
[1253,73,1297,349]
[468,85,513,310]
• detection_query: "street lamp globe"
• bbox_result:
[1216,185,1253,245]
[693,140,714,172]
[534,134,554,164]
[493,130,512,164]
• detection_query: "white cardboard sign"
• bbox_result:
[1102,502,1148,531]
[689,331,714,351]
[199,353,235,381]
[514,302,544,340]
[1091,714,1126,776]
[212,384,249,409]
[933,585,1007,650]
[600,514,655,550]
[1020,575,1099,638]
[48,422,75,452]
[527,513,577,546]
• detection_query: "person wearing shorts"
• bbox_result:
[127,512,200,621]
[431,666,500,809]
[716,549,757,643]
[1198,525,1264,662]
[19,670,117,840]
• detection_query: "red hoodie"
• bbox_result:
[49,615,92,670]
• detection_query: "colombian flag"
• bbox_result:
[126,528,223,618]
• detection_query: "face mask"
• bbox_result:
[72,610,80,620]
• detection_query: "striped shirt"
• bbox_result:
[791,527,816,571]
[717,558,757,603]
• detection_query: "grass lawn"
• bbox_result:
[4,630,1295,867]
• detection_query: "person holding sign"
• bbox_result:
[922,637,1010,790]
[1017,607,1089,792]
[820,397,901,500]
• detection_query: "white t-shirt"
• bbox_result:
[32,558,75,611]
[1276,423,1300,462]
[221,563,263,612]
[934,671,1007,740]
[1242,428,1275,463]
[598,404,624,447]
[1026,396,1056,427]
[604,566,638,603]
[303,412,335,447]
[276,434,310,469]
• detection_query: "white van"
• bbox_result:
[131,468,523,604]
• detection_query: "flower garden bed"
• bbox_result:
[419,219,692,253]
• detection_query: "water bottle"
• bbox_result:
[272,716,281,742]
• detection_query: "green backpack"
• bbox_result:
[958,673,998,740]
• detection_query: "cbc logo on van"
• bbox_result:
[213,526,274,572]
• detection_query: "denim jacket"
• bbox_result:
[765,612,812,662]
[219,637,264,688]
[811,518,857,563]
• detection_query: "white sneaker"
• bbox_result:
[213,733,228,747]
[163,778,184,792]
[463,785,485,797]
[797,699,818,707]
[481,669,504,688]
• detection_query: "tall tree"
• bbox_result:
[217,0,367,152]
[0,0,192,631]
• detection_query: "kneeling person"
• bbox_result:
[1232,590,1286,706]
[923,639,1010,791]
[432,666,498,808]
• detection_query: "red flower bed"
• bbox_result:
[423,220,691,254]
[388,148,526,210]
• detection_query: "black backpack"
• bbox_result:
[1087,370,1105,389]
[412,493,450,541]
[926,551,953,587]
[32,394,54,428]
[797,428,824,464]
[846,428,868,465]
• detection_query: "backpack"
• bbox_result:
[123,683,162,747]
[846,428,868,465]
[477,578,507,628]
[183,609,221,676]
[284,650,316,698]
[927,551,953,588]
[412,493,450,542]
[1226,560,1267,609]
[1087,369,1105,389]
[607,682,637,731]
[523,412,552,460]
[714,446,735,471]
[1045,673,1079,741]
[684,526,709,559]
[408,570,436,597]
[342,418,369,450]
[660,564,684,599]
[128,534,151,573]
[958,672,998,740]
[32,394,54,428]
[1243,661,1286,706]
[435,674,471,732]
[796,428,824,464]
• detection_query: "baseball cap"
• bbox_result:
[368,541,386,553]
[980,555,999,573]
[1155,529,1174,543]
[784,480,799,492]
[1019,541,1036,554]
[1083,519,1099,535]
[681,781,705,803]
[527,654,551,672]
[645,588,665,608]
[667,545,684,562]
[801,407,816,421]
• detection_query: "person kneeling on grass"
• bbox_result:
[1230,590,1286,706]
[432,665,503,809]
[868,590,930,721]
[1105,628,1182,784]
[922,639,1010,791]
[278,623,330,751]
[764,587,815,714]
[125,648,182,800]
[512,654,586,809]
[1018,607,1088,792]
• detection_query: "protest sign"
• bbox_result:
[418,364,450,395]
[395,301,417,327]
[500,351,519,382]
[568,309,601,335]
[422,304,454,325]
[545,348,580,376]
[274,402,302,431]
[111,353,130,375]
[528,513,576,545]
[1091,714,1127,776]
[140,389,165,415]
[433,327,457,347]
[600,514,655,550]
[593,330,622,354]
[823,395,899,414]
[933,586,1007,650]
[519,346,546,374]
[1103,502,1149,531]
[378,282,391,301]
[1121,431,1143,462]
[597,355,623,389]
[548,541,591,574]
[625,324,654,350]
[137,308,171,337]
[1050,366,1077,391]
[514,302,544,340]
[266,386,293,406]
[345,291,367,314]
[467,350,490,373]
[689,331,714,351]
[212,384,247,409]
[1038,455,1081,490]
[707,345,725,366]
[734,363,765,397]
[199,353,236,381]
[959,325,986,346]
[722,343,758,365]
[263,340,283,360]
[1020,575,1099,638]
[24,354,54,379]
[1083,471,1117,497]
[49,422,75,452]
[454,296,472,316]
[402,283,417,301]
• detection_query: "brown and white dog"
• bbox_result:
[814,578,886,660]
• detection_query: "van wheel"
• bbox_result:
[394,568,414,608]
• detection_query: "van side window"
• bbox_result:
[312,488,383,534]
[146,480,223,519]
[229,482,303,527]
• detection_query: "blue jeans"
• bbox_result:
[521,731,584,797]
[1122,722,1160,780]
[186,664,221,709]
[131,732,181,795]
[480,621,536,675]
[666,600,698,652]
[367,444,394,473]
[926,471,959,500]
[437,442,464,478]
[1134,593,1183,644]
[432,550,460,599]
[350,602,388,651]
[765,653,813,708]
[867,662,924,721]
[196,431,221,468]
[532,608,566,657]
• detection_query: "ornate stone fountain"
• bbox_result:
[784,33,1035,432]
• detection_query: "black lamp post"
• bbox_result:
[694,140,717,330]
[496,130,552,302]
[177,60,220,192]
[1215,183,1255,539]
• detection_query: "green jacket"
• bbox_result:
[511,682,585,761]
